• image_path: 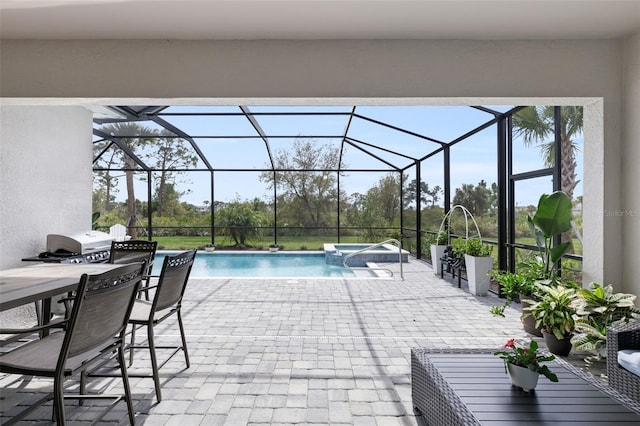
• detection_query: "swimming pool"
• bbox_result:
[151,251,358,278]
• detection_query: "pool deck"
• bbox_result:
[0,257,612,425]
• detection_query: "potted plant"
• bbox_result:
[571,282,640,358]
[527,191,573,282]
[490,271,534,316]
[494,338,558,392]
[429,231,449,275]
[268,243,279,253]
[525,283,576,356]
[453,238,493,296]
[204,244,215,252]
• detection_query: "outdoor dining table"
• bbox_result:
[0,263,124,333]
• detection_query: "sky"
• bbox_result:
[95,105,583,208]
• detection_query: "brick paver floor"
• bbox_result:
[0,256,607,425]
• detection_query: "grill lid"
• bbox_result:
[47,231,115,254]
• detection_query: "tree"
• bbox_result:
[142,130,199,217]
[512,106,583,200]
[94,123,154,238]
[217,200,265,246]
[260,137,345,228]
[406,179,442,208]
[453,180,492,216]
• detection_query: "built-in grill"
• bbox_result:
[23,231,115,263]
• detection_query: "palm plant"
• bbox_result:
[512,106,583,200]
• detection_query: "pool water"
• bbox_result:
[151,252,357,278]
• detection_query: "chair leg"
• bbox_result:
[117,345,136,425]
[147,323,162,402]
[53,372,66,425]
[177,310,190,368]
[129,324,137,367]
[79,371,86,406]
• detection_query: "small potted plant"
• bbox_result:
[494,338,558,392]
[268,243,279,253]
[205,244,215,252]
[429,231,449,275]
[525,283,576,356]
[453,238,493,296]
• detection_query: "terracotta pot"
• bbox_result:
[520,296,543,337]
[507,363,539,392]
[542,330,573,356]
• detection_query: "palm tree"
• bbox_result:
[512,106,583,200]
[96,123,154,238]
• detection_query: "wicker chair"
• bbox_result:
[607,322,640,402]
[127,250,197,402]
[0,262,145,425]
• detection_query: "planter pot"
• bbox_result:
[269,247,279,253]
[430,244,447,275]
[507,362,540,392]
[542,330,573,356]
[205,246,215,252]
[464,254,493,296]
[520,295,543,337]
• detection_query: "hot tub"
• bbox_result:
[324,243,409,267]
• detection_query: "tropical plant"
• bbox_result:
[512,106,583,200]
[528,191,573,280]
[571,282,640,356]
[494,338,558,382]
[525,283,576,340]
[216,201,265,246]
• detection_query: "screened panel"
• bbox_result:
[196,138,269,169]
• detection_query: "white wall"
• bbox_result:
[0,37,637,295]
[0,106,93,269]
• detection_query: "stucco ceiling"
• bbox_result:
[1,0,638,40]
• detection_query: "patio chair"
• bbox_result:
[607,322,640,402]
[127,250,196,402]
[0,262,146,425]
[109,239,158,300]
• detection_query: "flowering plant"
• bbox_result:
[494,338,558,382]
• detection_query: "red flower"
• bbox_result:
[504,338,516,348]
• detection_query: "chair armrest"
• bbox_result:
[0,318,67,335]
[607,322,640,360]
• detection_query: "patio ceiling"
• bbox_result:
[1,1,638,40]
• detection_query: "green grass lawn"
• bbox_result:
[153,235,366,251]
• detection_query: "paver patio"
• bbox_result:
[0,258,608,425]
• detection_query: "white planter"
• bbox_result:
[507,363,539,392]
[430,244,448,275]
[205,246,215,252]
[464,254,493,296]
[269,247,279,253]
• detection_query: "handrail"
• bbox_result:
[342,239,404,280]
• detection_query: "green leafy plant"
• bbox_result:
[452,238,492,257]
[433,231,448,246]
[494,338,558,382]
[571,282,640,356]
[92,211,101,230]
[525,283,576,339]
[527,191,573,280]
[490,271,536,317]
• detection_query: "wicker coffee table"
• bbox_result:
[411,348,640,425]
